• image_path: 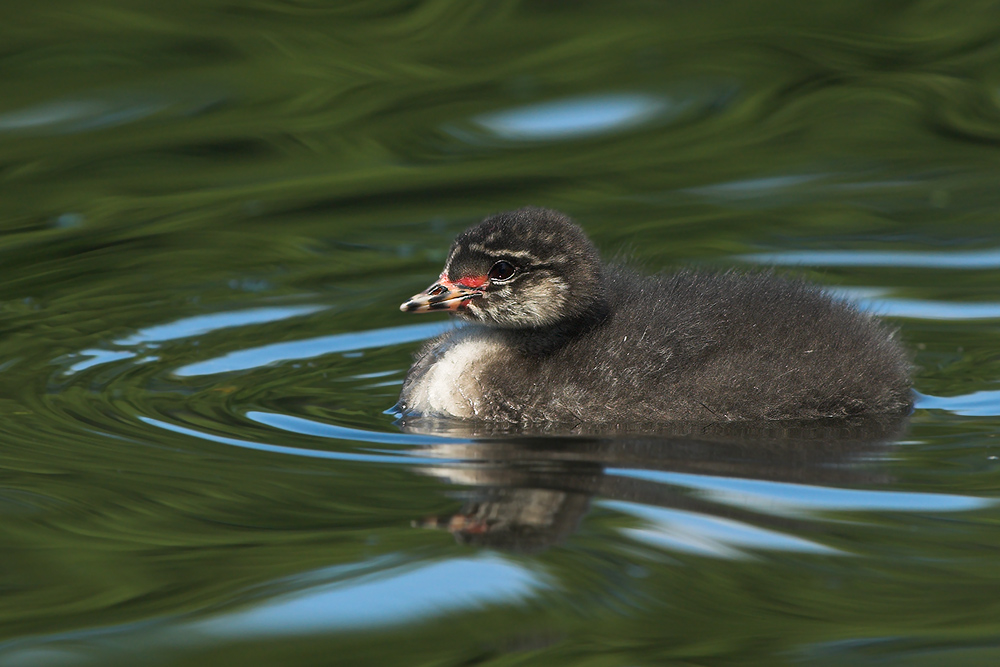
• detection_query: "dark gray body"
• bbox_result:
[400,267,912,424]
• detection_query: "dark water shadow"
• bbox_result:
[400,415,911,553]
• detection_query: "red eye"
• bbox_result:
[488,260,516,282]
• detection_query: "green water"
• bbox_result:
[3,1,1000,665]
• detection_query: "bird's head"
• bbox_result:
[401,207,605,328]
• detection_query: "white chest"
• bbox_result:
[406,336,503,419]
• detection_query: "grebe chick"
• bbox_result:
[397,207,912,424]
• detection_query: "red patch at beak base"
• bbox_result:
[399,273,486,313]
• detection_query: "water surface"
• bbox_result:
[3,1,1000,665]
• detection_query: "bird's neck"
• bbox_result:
[500,296,610,356]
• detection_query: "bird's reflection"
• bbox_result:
[401,415,910,553]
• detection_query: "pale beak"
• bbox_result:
[400,274,484,313]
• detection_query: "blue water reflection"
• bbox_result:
[606,500,839,557]
[174,322,453,377]
[742,248,1000,269]
[829,290,1000,320]
[67,349,143,374]
[195,554,546,637]
[247,411,469,447]
[472,93,673,140]
[116,306,327,345]
[854,298,1000,320]
[917,390,1000,417]
[0,555,547,662]
[608,469,993,515]
[140,417,444,463]
[65,305,328,374]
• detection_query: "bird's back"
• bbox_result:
[478,268,912,423]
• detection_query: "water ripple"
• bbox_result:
[0,85,225,135]
[857,298,1000,320]
[140,417,422,464]
[741,248,1000,269]
[195,554,546,637]
[608,468,993,515]
[174,322,453,377]
[473,93,674,141]
[916,390,1000,417]
[246,411,468,447]
[606,500,841,557]
[63,305,328,375]
[116,306,328,346]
